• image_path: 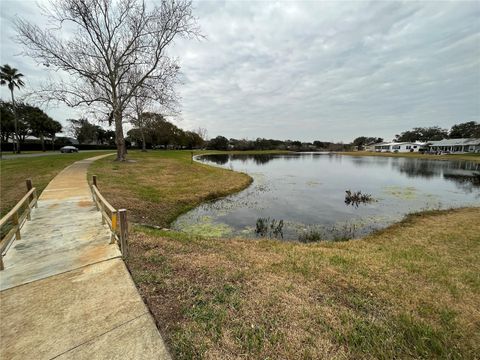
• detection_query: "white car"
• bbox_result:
[60,146,79,153]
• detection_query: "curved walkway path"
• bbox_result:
[0,155,170,359]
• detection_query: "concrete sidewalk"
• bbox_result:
[0,154,170,359]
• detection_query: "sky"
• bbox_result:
[1,0,479,142]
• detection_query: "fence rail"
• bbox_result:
[0,179,38,270]
[91,175,128,257]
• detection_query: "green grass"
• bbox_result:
[88,150,255,227]
[0,151,113,216]
[130,208,480,359]
[87,150,480,359]
[2,148,478,358]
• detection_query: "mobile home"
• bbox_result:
[374,142,426,153]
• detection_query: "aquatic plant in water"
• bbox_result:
[298,229,323,243]
[345,190,375,207]
[255,217,284,238]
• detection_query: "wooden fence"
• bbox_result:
[0,179,38,270]
[91,175,128,258]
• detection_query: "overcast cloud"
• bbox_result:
[1,0,479,142]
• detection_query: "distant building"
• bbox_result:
[374,142,426,153]
[426,138,480,153]
[365,142,387,152]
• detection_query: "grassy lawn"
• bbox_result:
[88,150,479,359]
[338,151,480,163]
[89,150,254,226]
[0,151,113,216]
[131,208,480,359]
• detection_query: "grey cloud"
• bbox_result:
[2,0,479,141]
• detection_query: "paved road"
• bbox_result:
[0,150,113,160]
[0,154,170,359]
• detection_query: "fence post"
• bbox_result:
[119,209,128,258]
[92,175,97,188]
[110,210,117,244]
[0,256,4,271]
[26,178,33,192]
[34,189,38,208]
[26,178,34,205]
[13,212,21,240]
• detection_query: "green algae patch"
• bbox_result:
[383,185,418,200]
[175,216,234,238]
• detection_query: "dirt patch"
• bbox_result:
[77,200,92,208]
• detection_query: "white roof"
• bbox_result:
[427,138,480,146]
[376,142,426,146]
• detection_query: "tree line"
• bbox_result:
[1,100,62,151]
[127,112,204,150]
[206,136,351,152]
[352,121,480,148]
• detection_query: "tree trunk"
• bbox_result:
[114,108,127,161]
[10,89,20,154]
[140,126,147,152]
[40,133,45,151]
[52,136,55,151]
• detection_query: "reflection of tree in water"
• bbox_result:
[443,172,480,194]
[200,154,229,165]
[393,160,439,178]
[228,154,276,165]
[349,156,390,168]
[392,159,480,180]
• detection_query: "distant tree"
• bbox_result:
[129,89,151,152]
[24,105,56,151]
[313,141,325,149]
[128,112,188,149]
[0,101,15,144]
[291,140,302,148]
[46,120,62,150]
[449,121,480,138]
[69,118,98,144]
[395,127,448,142]
[207,136,229,151]
[194,128,208,142]
[352,136,383,148]
[229,138,254,151]
[183,131,204,149]
[0,64,25,153]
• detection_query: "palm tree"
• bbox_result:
[1,64,25,153]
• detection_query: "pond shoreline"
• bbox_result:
[174,152,480,241]
[85,150,480,357]
[336,150,480,163]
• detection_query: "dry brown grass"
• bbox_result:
[89,150,479,358]
[129,208,480,359]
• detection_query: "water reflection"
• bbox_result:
[175,154,480,240]
[201,153,480,189]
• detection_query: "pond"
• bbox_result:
[173,153,480,241]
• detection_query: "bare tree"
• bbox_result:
[129,89,150,152]
[15,0,200,160]
[126,64,179,152]
[194,127,208,142]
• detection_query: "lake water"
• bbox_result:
[173,153,480,240]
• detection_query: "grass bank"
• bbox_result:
[89,150,255,226]
[337,151,480,163]
[0,151,112,216]
[131,208,479,359]
[89,150,479,359]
